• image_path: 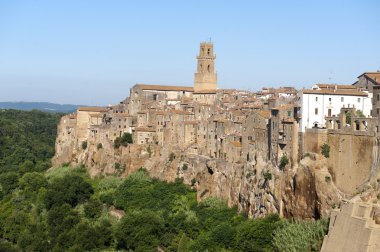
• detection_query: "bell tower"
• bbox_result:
[194,42,217,92]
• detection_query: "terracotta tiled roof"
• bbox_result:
[302,89,368,96]
[315,84,356,90]
[184,121,199,125]
[78,107,108,112]
[172,110,193,115]
[220,89,236,94]
[135,127,156,132]
[135,84,194,92]
[360,72,380,85]
[231,141,242,148]
[89,113,103,118]
[255,110,271,119]
[193,89,217,94]
[272,104,295,110]
[282,118,295,123]
[155,111,165,115]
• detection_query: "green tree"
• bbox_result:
[84,199,102,219]
[234,214,280,251]
[44,174,93,209]
[272,219,328,252]
[0,172,20,197]
[116,210,165,251]
[19,172,47,192]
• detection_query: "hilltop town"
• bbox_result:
[53,43,380,249]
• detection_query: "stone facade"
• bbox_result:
[194,42,217,92]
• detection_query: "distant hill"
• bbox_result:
[0,102,85,113]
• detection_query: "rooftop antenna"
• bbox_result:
[328,71,333,83]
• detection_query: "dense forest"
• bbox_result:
[0,109,328,251]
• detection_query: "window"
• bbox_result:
[378,94,380,101]
[287,111,291,117]
[377,108,379,115]
[357,98,360,102]
[207,48,210,55]
[315,97,318,102]
[341,97,344,102]
[315,108,318,115]
[328,109,332,117]
[329,98,332,102]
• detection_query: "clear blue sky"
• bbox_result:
[1,1,379,105]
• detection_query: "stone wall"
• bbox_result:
[321,201,380,252]
[327,132,374,194]
[302,129,328,155]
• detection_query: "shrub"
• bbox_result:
[82,141,87,150]
[321,143,330,158]
[114,162,121,170]
[263,171,272,181]
[191,178,196,186]
[325,176,331,183]
[97,143,102,150]
[114,133,133,149]
[169,152,176,162]
[147,146,152,158]
[346,112,351,125]
[84,199,102,219]
[272,219,328,252]
[280,155,289,168]
[182,164,188,171]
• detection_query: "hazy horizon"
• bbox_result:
[1,0,380,105]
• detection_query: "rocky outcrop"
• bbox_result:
[53,125,342,218]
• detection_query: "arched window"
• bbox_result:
[207,64,210,72]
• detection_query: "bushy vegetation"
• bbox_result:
[0,109,62,175]
[114,132,133,148]
[280,155,289,169]
[272,219,328,251]
[0,110,329,251]
[321,143,330,158]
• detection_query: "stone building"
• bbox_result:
[298,84,371,132]
[353,71,380,93]
[194,42,217,92]
[76,107,109,143]
[269,104,299,167]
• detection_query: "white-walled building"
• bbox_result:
[298,84,371,132]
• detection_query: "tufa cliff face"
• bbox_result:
[53,118,341,218]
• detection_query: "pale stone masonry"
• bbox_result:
[321,201,380,252]
[194,42,217,92]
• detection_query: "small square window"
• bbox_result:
[329,98,332,102]
[315,108,318,115]
[341,97,344,102]
[315,97,318,102]
[358,98,360,102]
